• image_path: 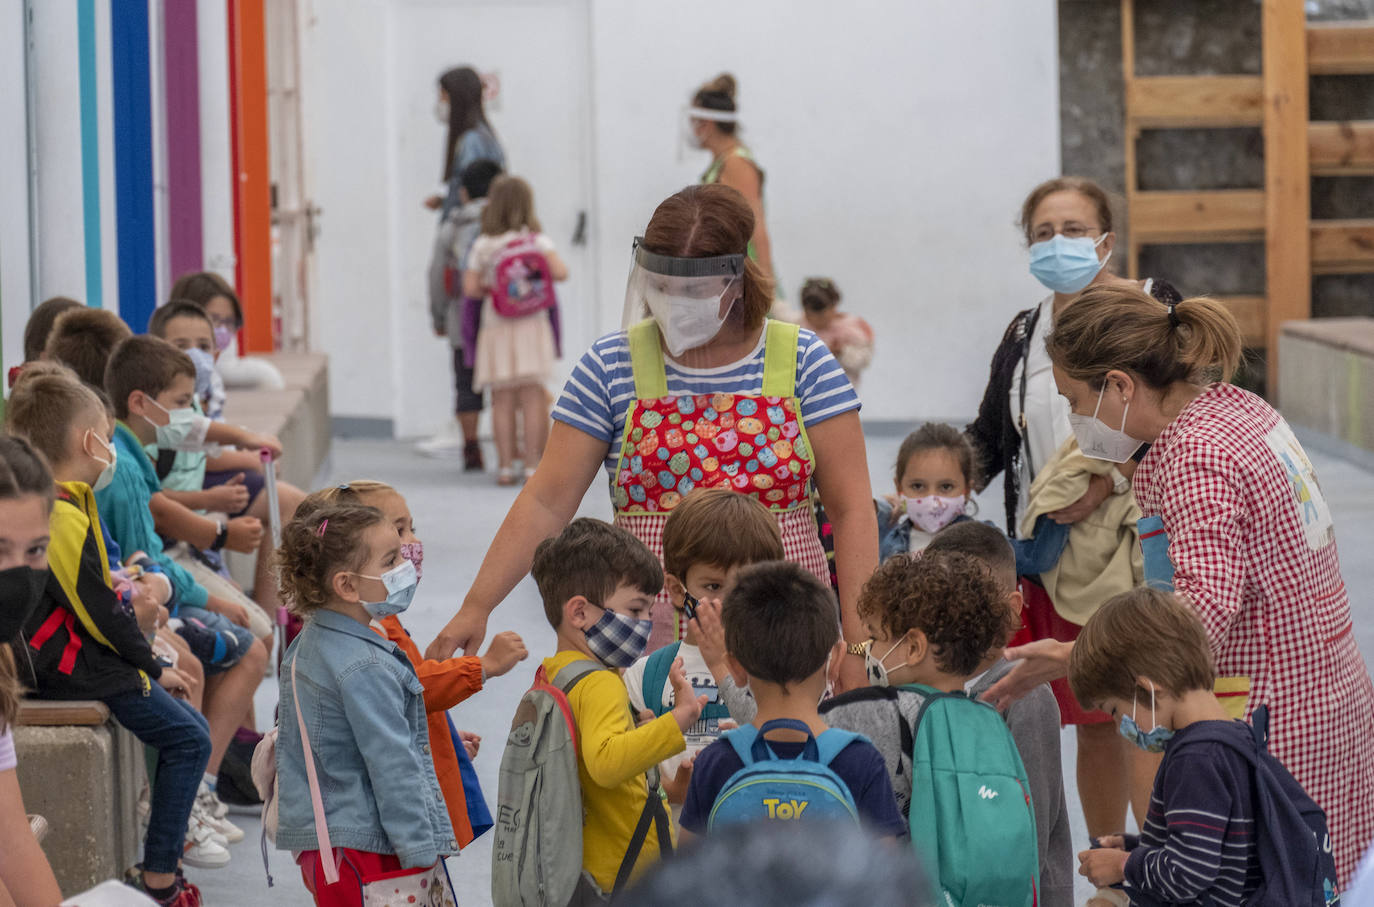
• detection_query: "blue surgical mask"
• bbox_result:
[1119,683,1174,753]
[187,348,217,400]
[1029,233,1111,295]
[356,559,418,618]
[584,607,652,669]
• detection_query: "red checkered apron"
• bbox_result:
[1134,383,1374,884]
[611,320,829,652]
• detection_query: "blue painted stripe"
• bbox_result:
[110,0,155,332]
[77,0,102,309]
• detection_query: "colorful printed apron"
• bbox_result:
[612,319,830,650]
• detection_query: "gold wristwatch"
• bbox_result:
[846,640,870,657]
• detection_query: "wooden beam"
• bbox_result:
[1264,0,1311,397]
[1309,121,1374,176]
[1308,20,1374,75]
[1130,190,1267,243]
[17,700,110,726]
[1311,219,1374,274]
[1126,76,1264,128]
[1214,296,1267,347]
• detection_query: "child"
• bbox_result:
[273,503,456,903]
[43,305,133,389]
[4,372,221,902]
[98,335,270,810]
[923,521,1074,907]
[419,157,504,469]
[798,277,873,387]
[623,488,780,803]
[149,299,307,624]
[9,295,80,387]
[680,561,904,839]
[878,422,977,561]
[531,518,701,894]
[465,175,569,484]
[169,270,285,393]
[1071,588,1339,905]
[298,479,526,848]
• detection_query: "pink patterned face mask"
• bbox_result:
[399,541,423,581]
[905,495,967,534]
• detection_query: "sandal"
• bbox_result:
[496,468,519,487]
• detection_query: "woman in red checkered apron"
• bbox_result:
[989,283,1374,884]
[425,185,879,692]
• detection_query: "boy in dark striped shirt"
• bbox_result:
[1069,588,1265,906]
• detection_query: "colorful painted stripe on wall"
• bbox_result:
[110,0,155,333]
[229,0,272,353]
[164,0,203,282]
[77,0,103,309]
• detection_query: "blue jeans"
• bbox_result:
[105,684,212,873]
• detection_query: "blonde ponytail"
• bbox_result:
[1046,285,1243,389]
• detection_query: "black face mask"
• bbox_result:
[0,565,47,642]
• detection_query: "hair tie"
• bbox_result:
[317,519,328,537]
[1167,303,1181,328]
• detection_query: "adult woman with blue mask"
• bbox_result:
[426,184,879,694]
[965,177,1182,856]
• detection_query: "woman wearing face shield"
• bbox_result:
[984,284,1374,886]
[427,184,878,692]
[965,177,1181,850]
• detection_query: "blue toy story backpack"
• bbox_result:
[706,718,862,830]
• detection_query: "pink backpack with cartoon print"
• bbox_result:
[490,233,558,318]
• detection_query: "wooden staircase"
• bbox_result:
[1119,0,1374,394]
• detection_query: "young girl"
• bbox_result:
[464,175,569,484]
[274,503,458,903]
[296,480,526,848]
[799,278,874,387]
[878,423,978,562]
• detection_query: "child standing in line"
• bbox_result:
[622,488,782,810]
[297,480,526,848]
[531,518,701,896]
[274,503,456,904]
[878,423,979,562]
[465,175,569,484]
[679,562,905,840]
[798,277,873,387]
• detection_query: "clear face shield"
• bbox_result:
[623,237,745,362]
[678,105,740,158]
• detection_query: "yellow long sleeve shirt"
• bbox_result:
[543,651,685,892]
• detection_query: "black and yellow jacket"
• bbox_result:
[18,481,162,699]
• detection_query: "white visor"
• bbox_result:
[686,105,739,123]
[622,237,745,361]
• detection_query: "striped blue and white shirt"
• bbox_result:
[553,327,861,475]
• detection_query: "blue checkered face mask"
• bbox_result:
[584,605,653,669]
[1119,682,1174,754]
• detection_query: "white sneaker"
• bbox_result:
[190,802,229,848]
[415,420,464,458]
[195,783,244,842]
[182,813,231,868]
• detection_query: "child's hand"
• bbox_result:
[225,516,264,553]
[668,658,706,733]
[458,730,481,759]
[635,708,655,728]
[480,631,528,679]
[881,492,904,526]
[243,432,283,461]
[158,668,191,699]
[661,756,696,805]
[207,593,252,629]
[690,598,729,678]
[206,474,251,514]
[1078,847,1128,887]
[1093,834,1127,850]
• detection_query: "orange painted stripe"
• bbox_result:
[228,0,273,352]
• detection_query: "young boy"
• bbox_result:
[531,518,702,895]
[1071,587,1336,905]
[8,295,80,387]
[623,488,781,796]
[924,521,1074,907]
[43,305,133,388]
[4,369,224,900]
[680,561,905,839]
[99,334,269,811]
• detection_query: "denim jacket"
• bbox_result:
[275,609,456,867]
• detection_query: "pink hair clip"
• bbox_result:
[317,519,328,537]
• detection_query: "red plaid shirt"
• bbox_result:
[1135,383,1374,883]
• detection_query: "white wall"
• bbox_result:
[305,0,1060,432]
[0,0,33,372]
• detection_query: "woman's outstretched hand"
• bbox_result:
[427,607,489,660]
[980,638,1074,710]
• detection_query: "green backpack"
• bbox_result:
[903,684,1039,907]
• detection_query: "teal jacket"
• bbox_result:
[94,422,208,611]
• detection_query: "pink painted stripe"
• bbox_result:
[163,0,203,283]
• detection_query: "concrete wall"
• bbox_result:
[1058,0,1374,392]
[303,0,1061,435]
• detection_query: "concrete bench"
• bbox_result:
[220,351,331,491]
[1278,318,1374,458]
[13,700,143,894]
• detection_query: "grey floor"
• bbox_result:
[193,427,1374,906]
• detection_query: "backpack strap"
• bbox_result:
[724,724,762,767]
[750,718,820,763]
[612,771,672,895]
[761,320,800,397]
[641,642,681,718]
[628,319,668,400]
[550,658,602,696]
[813,729,860,767]
[154,447,177,481]
[290,653,339,885]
